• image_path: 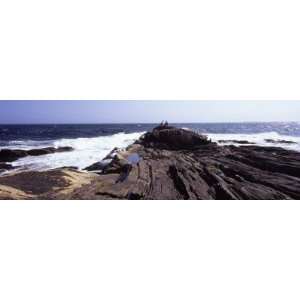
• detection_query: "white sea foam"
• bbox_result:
[11,132,145,171]
[207,131,300,152]
[5,140,54,149]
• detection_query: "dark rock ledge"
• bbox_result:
[0,125,300,200]
[218,140,255,145]
[0,163,14,173]
[0,146,74,162]
[264,139,297,144]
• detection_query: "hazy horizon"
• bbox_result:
[0,100,299,124]
[1,121,300,125]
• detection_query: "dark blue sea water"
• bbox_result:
[1,122,300,142]
[1,122,300,171]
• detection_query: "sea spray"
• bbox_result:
[11,132,145,171]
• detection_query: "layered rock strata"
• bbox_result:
[0,125,300,200]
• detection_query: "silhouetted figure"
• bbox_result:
[157,121,170,130]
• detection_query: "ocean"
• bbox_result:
[1,122,300,172]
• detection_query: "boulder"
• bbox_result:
[104,154,131,174]
[84,159,112,172]
[141,125,212,150]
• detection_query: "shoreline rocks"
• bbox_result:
[0,163,14,174]
[0,146,74,162]
[0,125,300,200]
[218,140,255,145]
[84,159,112,173]
[140,125,211,150]
[264,139,297,144]
[0,167,97,200]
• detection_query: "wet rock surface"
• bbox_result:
[0,126,300,200]
[0,146,74,162]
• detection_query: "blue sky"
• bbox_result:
[0,100,299,124]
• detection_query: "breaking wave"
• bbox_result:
[10,132,145,171]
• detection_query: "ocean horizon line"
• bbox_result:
[1,121,300,126]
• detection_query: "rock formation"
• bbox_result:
[218,140,255,144]
[0,125,300,200]
[141,124,211,149]
[264,139,296,144]
[0,163,14,173]
[0,146,74,162]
